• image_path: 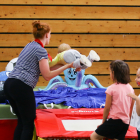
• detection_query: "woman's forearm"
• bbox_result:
[44,63,72,81]
[50,64,64,70]
[39,59,73,81]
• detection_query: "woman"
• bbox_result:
[4,21,73,140]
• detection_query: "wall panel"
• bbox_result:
[0,6,140,19]
[0,0,140,5]
[0,1,139,95]
[1,34,140,47]
[1,20,140,33]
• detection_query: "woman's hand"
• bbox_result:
[75,68,81,71]
[127,93,139,100]
[67,63,82,71]
[67,62,73,68]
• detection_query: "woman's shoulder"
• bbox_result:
[22,41,47,56]
[31,41,47,51]
[25,41,42,48]
[24,41,39,49]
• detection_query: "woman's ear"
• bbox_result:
[46,33,48,38]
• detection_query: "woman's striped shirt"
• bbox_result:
[9,41,48,88]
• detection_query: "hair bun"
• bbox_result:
[32,20,50,39]
[32,20,43,30]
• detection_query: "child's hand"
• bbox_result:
[97,122,103,128]
[97,124,101,128]
[127,93,138,100]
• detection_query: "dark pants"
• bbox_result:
[0,90,7,103]
[137,130,140,140]
[4,78,36,140]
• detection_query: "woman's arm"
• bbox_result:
[127,93,140,116]
[50,64,64,70]
[39,59,73,81]
[102,93,112,123]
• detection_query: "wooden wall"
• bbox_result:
[0,0,140,95]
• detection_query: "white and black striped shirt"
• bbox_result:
[9,41,48,88]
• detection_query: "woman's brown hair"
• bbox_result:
[32,20,50,39]
[110,60,131,84]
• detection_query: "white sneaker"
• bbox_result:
[80,55,92,67]
[89,50,100,61]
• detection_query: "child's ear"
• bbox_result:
[112,71,115,79]
[112,71,114,76]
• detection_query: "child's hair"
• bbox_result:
[32,20,50,39]
[110,60,131,84]
[58,43,71,53]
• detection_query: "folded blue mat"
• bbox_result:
[34,87,106,108]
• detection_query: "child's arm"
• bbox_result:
[127,93,140,116]
[129,98,135,118]
[136,97,140,116]
[102,93,112,124]
[49,54,60,67]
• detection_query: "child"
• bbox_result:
[49,43,100,69]
[90,60,134,140]
[58,43,71,53]
[127,67,140,139]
